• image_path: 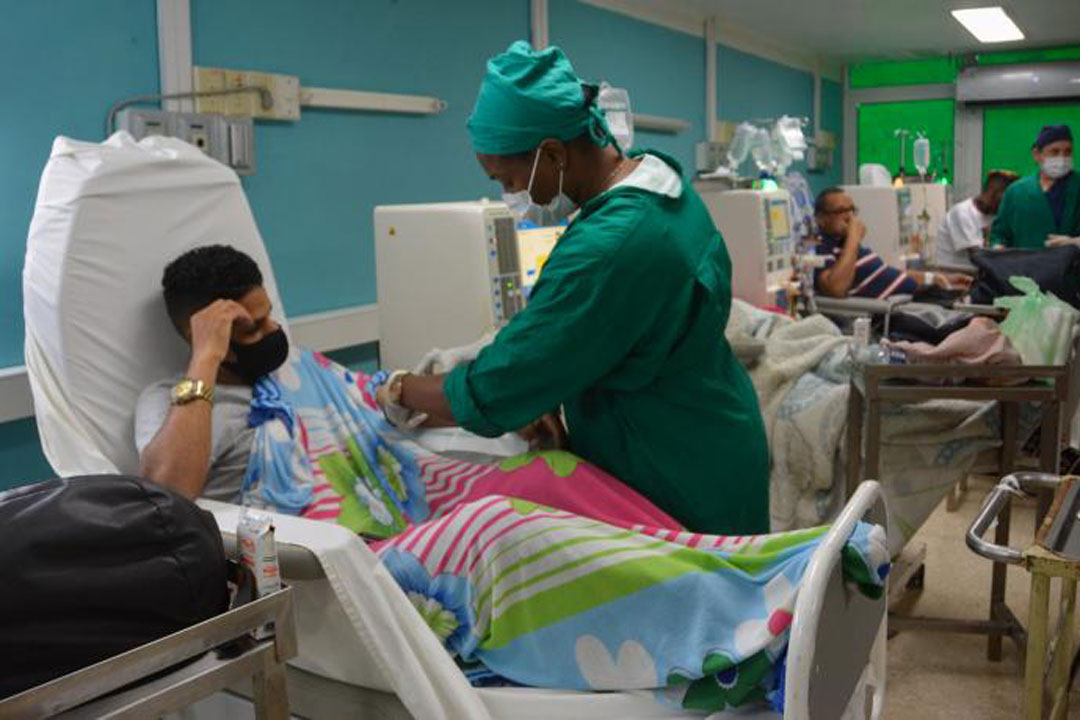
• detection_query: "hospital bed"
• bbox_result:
[21,133,889,719]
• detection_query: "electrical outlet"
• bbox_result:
[173,114,222,156]
[192,66,300,121]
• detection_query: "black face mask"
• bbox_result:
[226,328,289,382]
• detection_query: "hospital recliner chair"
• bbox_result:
[22,133,891,720]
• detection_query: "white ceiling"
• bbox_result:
[592,0,1080,65]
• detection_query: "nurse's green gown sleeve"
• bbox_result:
[991,173,1080,248]
[445,153,769,534]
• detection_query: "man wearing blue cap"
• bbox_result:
[990,124,1080,249]
[372,41,769,535]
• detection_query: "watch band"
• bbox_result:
[171,377,215,406]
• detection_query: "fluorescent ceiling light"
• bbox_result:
[951,7,1025,43]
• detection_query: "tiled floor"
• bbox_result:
[884,475,1080,719]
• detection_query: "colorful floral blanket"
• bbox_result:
[241,349,890,713]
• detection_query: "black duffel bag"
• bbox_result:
[0,476,229,697]
[969,245,1080,309]
[883,302,975,345]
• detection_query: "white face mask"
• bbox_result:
[502,149,577,226]
[1041,155,1074,180]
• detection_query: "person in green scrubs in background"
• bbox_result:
[990,124,1080,248]
[373,40,769,534]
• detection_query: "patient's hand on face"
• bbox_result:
[189,300,254,369]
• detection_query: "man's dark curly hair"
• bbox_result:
[162,245,263,331]
[814,186,847,216]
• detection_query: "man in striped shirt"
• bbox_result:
[812,187,971,299]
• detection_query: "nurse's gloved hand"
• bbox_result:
[413,331,498,375]
[517,413,567,451]
[1046,234,1080,248]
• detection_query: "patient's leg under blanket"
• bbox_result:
[375,496,890,715]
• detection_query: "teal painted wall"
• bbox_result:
[719,45,814,126]
[325,342,380,375]
[0,0,160,369]
[547,3,844,193]
[0,418,54,491]
[548,0,705,172]
[191,0,530,318]
[820,78,845,190]
[0,0,159,489]
[0,0,846,487]
[717,44,842,195]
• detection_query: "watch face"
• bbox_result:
[172,379,194,402]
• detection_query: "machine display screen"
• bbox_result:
[517,225,565,293]
[765,198,791,248]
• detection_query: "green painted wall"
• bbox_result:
[975,46,1080,66]
[856,99,955,182]
[850,57,958,88]
[851,45,1080,186]
[982,103,1080,179]
[850,45,1080,89]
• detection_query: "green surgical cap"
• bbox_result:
[467,40,613,155]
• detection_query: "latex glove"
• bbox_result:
[1046,234,1080,248]
[413,330,497,375]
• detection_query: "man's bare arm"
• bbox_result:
[139,301,252,499]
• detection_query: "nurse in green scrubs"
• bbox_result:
[375,41,769,534]
[990,124,1080,248]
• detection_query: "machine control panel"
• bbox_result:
[896,188,916,256]
[488,216,525,325]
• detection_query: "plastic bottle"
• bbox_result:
[851,317,891,365]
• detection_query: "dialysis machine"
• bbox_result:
[905,182,951,265]
[374,201,562,369]
[694,180,795,307]
[839,185,917,268]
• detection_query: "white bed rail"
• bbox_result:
[784,479,887,720]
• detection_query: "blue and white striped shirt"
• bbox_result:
[813,235,917,299]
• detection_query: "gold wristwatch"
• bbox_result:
[170,377,215,406]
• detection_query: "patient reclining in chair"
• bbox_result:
[135,246,274,504]
[134,244,888,715]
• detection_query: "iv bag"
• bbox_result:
[772,139,794,176]
[774,116,807,161]
[598,83,633,152]
[750,127,774,173]
[913,136,930,177]
[727,122,756,170]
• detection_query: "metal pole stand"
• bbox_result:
[968,474,1080,720]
